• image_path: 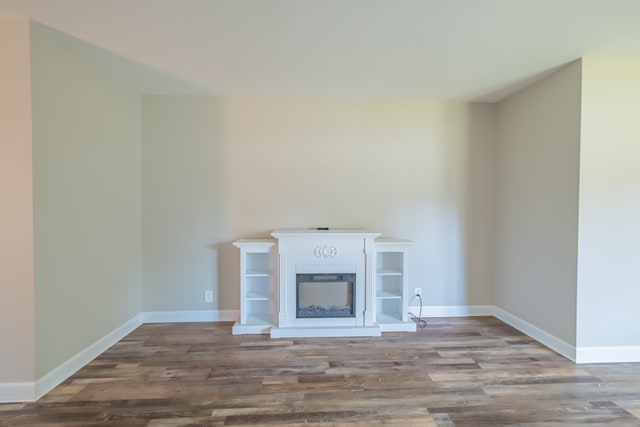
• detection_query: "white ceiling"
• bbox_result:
[2,0,640,101]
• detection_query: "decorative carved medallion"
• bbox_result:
[314,245,338,258]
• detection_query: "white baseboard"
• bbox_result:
[493,306,576,362]
[34,313,144,400]
[576,346,640,363]
[494,307,640,363]
[408,304,494,317]
[142,310,239,323]
[0,382,35,403]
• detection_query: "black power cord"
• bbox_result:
[408,294,427,329]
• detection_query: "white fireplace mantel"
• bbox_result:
[271,229,380,338]
[232,229,415,338]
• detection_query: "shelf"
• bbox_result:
[376,290,402,299]
[246,291,270,301]
[376,269,403,276]
[377,272,402,299]
[246,269,271,277]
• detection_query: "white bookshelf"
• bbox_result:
[374,238,416,332]
[232,239,277,335]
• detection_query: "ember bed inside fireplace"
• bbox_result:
[296,273,355,318]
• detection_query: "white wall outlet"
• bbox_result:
[204,290,213,303]
[414,288,422,297]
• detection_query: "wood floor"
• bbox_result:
[2,317,640,426]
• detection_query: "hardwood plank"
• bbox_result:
[1,318,640,426]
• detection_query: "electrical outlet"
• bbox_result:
[414,288,422,297]
[204,290,213,303]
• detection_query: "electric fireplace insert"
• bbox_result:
[296,273,355,318]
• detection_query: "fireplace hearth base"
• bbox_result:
[271,325,382,339]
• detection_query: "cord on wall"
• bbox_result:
[408,294,427,329]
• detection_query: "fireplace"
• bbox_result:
[296,273,355,318]
[233,229,415,337]
[269,229,383,337]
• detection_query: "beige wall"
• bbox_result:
[577,58,640,347]
[495,61,582,345]
[464,105,497,306]
[30,23,143,377]
[142,97,496,312]
[142,97,225,311]
[0,18,36,387]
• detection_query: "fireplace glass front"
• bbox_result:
[296,273,355,318]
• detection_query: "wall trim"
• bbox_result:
[0,382,35,403]
[142,310,239,323]
[493,306,577,362]
[34,313,144,401]
[576,346,640,364]
[408,304,494,317]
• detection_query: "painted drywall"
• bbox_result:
[495,61,582,346]
[0,18,36,387]
[30,23,143,378]
[577,58,640,347]
[142,97,226,311]
[464,105,497,306]
[142,97,496,312]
